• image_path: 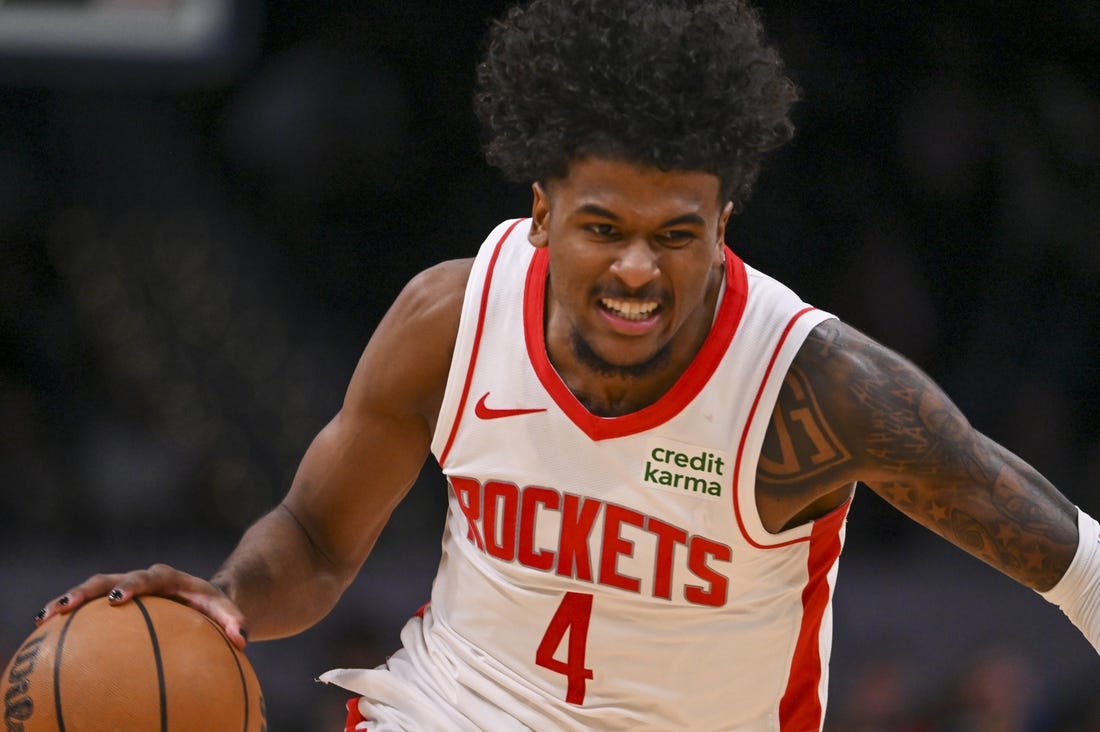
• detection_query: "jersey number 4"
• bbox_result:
[535,591,594,704]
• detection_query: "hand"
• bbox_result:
[34,563,250,650]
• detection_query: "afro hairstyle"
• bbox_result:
[474,0,800,210]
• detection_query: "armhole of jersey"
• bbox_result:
[431,218,527,466]
[732,309,838,548]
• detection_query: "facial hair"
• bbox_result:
[569,326,671,379]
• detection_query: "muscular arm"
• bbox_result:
[209,258,473,640]
[37,259,473,644]
[759,319,1077,592]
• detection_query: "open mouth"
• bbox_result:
[599,297,660,321]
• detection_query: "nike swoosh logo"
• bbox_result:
[474,392,547,420]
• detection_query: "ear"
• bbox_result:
[528,181,550,248]
[714,200,734,265]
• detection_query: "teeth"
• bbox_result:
[601,297,659,320]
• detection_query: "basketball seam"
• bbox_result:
[133,597,168,732]
[53,607,80,732]
[204,614,252,732]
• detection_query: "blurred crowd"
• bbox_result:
[2,1,1098,729]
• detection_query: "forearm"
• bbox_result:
[869,444,1078,592]
[210,503,353,641]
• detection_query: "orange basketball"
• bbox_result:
[2,596,266,732]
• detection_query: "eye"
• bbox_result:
[656,230,694,248]
[585,223,618,238]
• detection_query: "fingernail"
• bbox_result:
[33,609,45,622]
[57,595,70,607]
[107,589,123,601]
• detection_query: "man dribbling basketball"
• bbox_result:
[35,1,1100,729]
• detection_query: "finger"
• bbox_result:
[104,563,184,603]
[162,575,251,650]
[113,565,251,650]
[180,593,250,650]
[34,565,251,651]
[35,572,127,625]
[37,564,189,626]
[206,606,250,651]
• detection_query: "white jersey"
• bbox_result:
[324,219,847,731]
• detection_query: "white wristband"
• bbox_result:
[1039,507,1100,654]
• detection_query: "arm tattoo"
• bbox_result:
[775,320,1076,589]
[758,366,851,483]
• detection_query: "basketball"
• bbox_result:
[2,596,267,732]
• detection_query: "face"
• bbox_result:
[529,157,733,380]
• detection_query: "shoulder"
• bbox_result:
[792,319,944,419]
[775,318,970,482]
[383,258,475,349]
[784,319,934,432]
[399,257,476,310]
[344,258,475,427]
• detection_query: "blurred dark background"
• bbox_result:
[1,1,1098,729]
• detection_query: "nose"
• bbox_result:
[609,237,660,289]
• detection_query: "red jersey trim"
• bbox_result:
[438,218,527,467]
[730,306,829,549]
[523,245,749,441]
[778,502,848,731]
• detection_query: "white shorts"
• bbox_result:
[319,609,533,732]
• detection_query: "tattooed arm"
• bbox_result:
[758,318,1078,592]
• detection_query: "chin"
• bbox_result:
[572,329,671,379]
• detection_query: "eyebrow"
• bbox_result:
[574,204,706,228]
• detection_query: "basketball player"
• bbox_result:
[36,1,1100,729]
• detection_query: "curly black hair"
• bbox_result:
[474,0,798,210]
